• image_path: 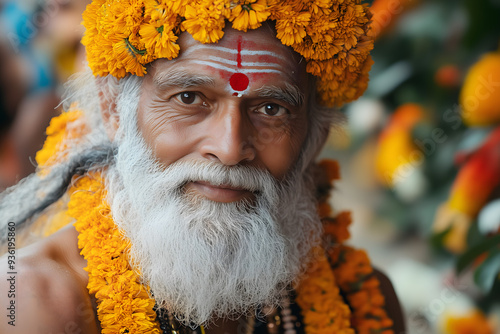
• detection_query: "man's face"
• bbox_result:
[136,25,309,203]
[106,25,320,325]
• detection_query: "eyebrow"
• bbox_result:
[255,83,305,107]
[153,70,215,89]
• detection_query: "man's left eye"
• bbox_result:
[256,103,288,116]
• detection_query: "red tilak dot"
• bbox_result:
[229,72,249,91]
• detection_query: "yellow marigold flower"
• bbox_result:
[370,0,415,39]
[444,310,494,334]
[103,0,146,40]
[374,103,425,186]
[305,8,337,39]
[307,0,333,14]
[82,0,108,76]
[141,24,180,59]
[140,7,180,60]
[82,0,374,106]
[182,0,227,43]
[293,36,342,61]
[170,0,189,16]
[35,110,85,168]
[230,0,271,32]
[275,9,311,46]
[460,51,500,126]
[296,248,354,334]
[111,38,147,77]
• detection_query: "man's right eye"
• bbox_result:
[174,92,203,105]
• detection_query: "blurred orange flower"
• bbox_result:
[460,51,500,126]
[35,109,86,169]
[449,127,500,217]
[435,65,462,88]
[370,0,418,39]
[444,310,494,334]
[433,126,500,253]
[375,103,426,187]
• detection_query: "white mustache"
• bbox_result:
[142,160,280,203]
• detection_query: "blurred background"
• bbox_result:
[321,0,500,333]
[0,0,499,333]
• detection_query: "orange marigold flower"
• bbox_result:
[36,110,87,168]
[435,64,462,88]
[370,0,417,39]
[460,51,500,126]
[323,213,352,244]
[110,38,147,77]
[82,0,374,106]
[164,0,189,16]
[307,0,334,15]
[318,159,340,182]
[448,127,500,217]
[182,0,227,43]
[275,7,311,46]
[444,310,494,334]
[140,6,180,60]
[318,202,332,218]
[374,103,426,186]
[296,248,354,334]
[293,36,342,61]
[327,244,394,334]
[229,0,271,32]
[141,24,180,59]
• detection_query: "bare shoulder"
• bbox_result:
[0,225,99,333]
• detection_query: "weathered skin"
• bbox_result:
[0,26,404,334]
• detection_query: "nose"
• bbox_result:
[200,105,256,166]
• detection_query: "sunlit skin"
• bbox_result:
[137,25,309,203]
[0,25,407,334]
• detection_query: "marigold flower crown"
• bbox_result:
[82,0,374,107]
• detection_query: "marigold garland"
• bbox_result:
[295,247,355,334]
[68,172,359,334]
[35,109,87,169]
[82,0,374,107]
[69,175,161,334]
[64,168,395,334]
[34,112,396,333]
[319,159,395,334]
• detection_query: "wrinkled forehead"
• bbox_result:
[171,25,307,85]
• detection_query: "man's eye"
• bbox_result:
[256,103,288,116]
[175,92,203,105]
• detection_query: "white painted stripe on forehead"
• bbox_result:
[184,44,283,59]
[191,60,283,74]
[206,55,282,69]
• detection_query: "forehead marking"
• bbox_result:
[236,37,243,69]
[230,37,249,92]
[206,55,283,69]
[184,44,285,58]
[190,60,282,74]
[183,39,293,96]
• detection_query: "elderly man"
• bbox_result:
[1,1,403,333]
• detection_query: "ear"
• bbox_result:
[97,79,119,141]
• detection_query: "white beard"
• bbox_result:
[105,87,322,326]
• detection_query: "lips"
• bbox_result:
[184,180,255,203]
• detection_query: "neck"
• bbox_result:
[205,317,252,334]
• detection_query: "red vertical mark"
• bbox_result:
[237,36,242,68]
[229,36,249,92]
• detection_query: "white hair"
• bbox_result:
[0,63,340,284]
[105,74,325,324]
